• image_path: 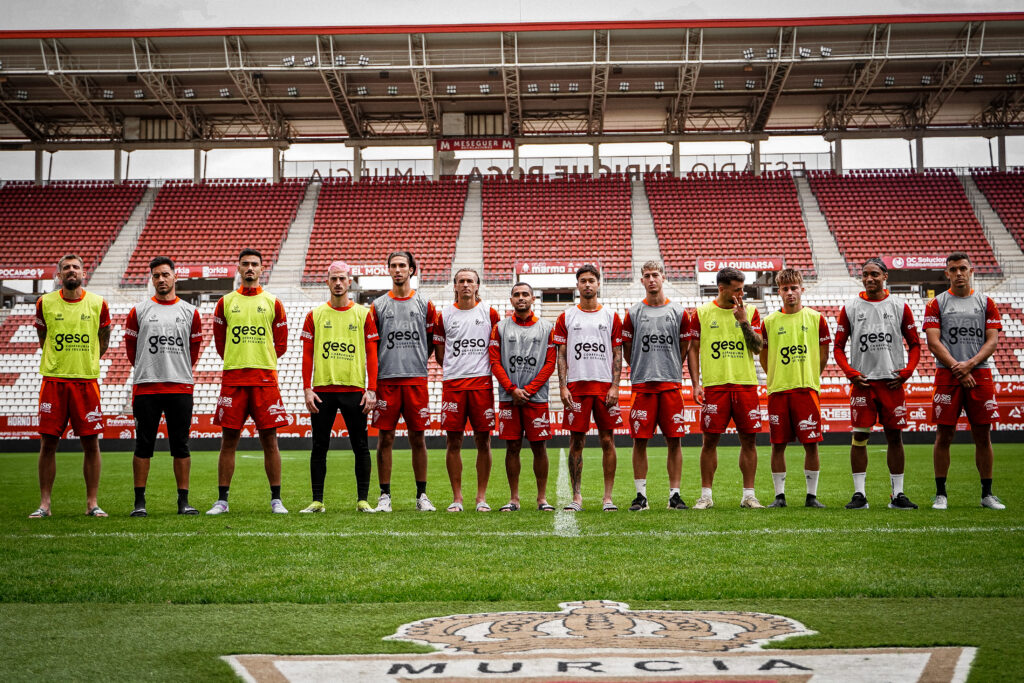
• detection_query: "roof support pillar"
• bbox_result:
[512,145,520,179]
[671,141,680,178]
[915,136,925,173]
[113,148,123,185]
[833,138,844,175]
[432,145,440,181]
[592,143,599,179]
[997,135,1007,172]
[34,149,44,186]
[353,146,362,182]
[272,146,281,183]
[193,147,202,184]
[751,140,761,177]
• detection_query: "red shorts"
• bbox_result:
[629,389,687,439]
[563,394,623,433]
[768,390,823,444]
[372,382,430,431]
[38,379,103,438]
[932,369,998,426]
[497,401,552,441]
[214,385,289,431]
[850,380,907,430]
[440,385,495,433]
[701,385,762,434]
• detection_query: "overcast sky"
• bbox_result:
[1,1,1021,180]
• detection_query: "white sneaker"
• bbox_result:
[375,493,392,513]
[206,500,229,515]
[416,493,436,511]
[692,494,714,510]
[932,495,948,510]
[981,495,1006,510]
[740,494,765,509]
[270,499,289,514]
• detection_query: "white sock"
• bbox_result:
[771,472,786,496]
[669,487,680,498]
[853,472,867,495]
[742,487,756,499]
[891,473,904,496]
[701,487,713,500]
[805,470,820,496]
[634,479,646,497]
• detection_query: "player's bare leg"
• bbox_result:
[970,423,994,478]
[473,431,492,505]
[409,430,428,483]
[630,437,650,510]
[768,442,788,507]
[505,438,522,507]
[258,427,282,487]
[568,431,585,507]
[738,432,758,488]
[699,432,720,488]
[133,457,150,489]
[884,428,905,475]
[81,434,102,512]
[376,429,395,489]
[933,424,955,479]
[529,440,549,507]
[173,457,190,491]
[217,428,241,487]
[445,431,464,505]
[666,436,682,490]
[36,434,59,513]
[599,429,616,506]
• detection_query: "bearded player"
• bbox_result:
[924,252,1004,510]
[434,268,501,512]
[688,267,764,509]
[370,251,438,512]
[299,261,379,513]
[207,248,289,515]
[554,264,623,512]
[124,256,203,516]
[758,268,830,509]
[834,258,920,510]
[30,254,111,518]
[622,261,691,511]
[489,282,557,512]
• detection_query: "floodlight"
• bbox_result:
[1006,73,1018,84]
[219,88,231,97]
[812,78,824,88]
[798,47,811,58]
[282,56,295,67]
[921,75,932,85]
[742,48,755,60]
[820,46,832,57]
[766,47,778,59]
[618,81,629,91]
[654,81,665,91]
[446,85,457,94]
[549,83,560,92]
[387,85,398,95]
[358,54,369,66]
[102,89,114,99]
[479,83,490,93]
[133,89,145,99]
[302,56,316,67]
[183,88,195,98]
[884,76,895,86]
[527,83,538,93]
[568,82,579,92]
[335,55,346,66]
[356,85,368,95]
[745,80,756,89]
[713,79,724,89]
[973,74,984,85]
[15,90,28,100]
[287,86,298,96]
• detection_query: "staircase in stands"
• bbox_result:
[959,174,1024,290]
[268,180,320,297]
[451,179,484,276]
[792,176,859,291]
[87,186,159,299]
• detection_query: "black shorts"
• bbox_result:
[132,393,193,459]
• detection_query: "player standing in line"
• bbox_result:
[554,264,623,512]
[489,282,557,512]
[688,267,764,509]
[434,268,501,512]
[924,252,1005,510]
[207,249,289,515]
[124,256,202,516]
[299,261,379,513]
[758,269,830,509]
[370,251,438,512]
[30,254,112,518]
[622,261,691,511]
[833,258,921,510]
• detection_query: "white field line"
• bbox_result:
[553,447,580,537]
[11,525,1021,542]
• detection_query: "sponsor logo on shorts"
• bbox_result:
[499,409,513,419]
[797,415,818,431]
[769,414,780,425]
[748,409,760,421]
[531,416,549,428]
[218,396,233,407]
[893,405,907,417]
[567,412,575,425]
[608,406,621,417]
[671,411,686,424]
[267,401,287,416]
[633,420,641,432]
[934,393,952,405]
[703,403,718,415]
[630,409,648,421]
[85,408,103,423]
[851,396,868,407]
[39,402,52,413]
[537,430,548,437]
[806,431,818,439]
[442,401,460,413]
[934,405,942,418]
[703,413,712,428]
[984,398,998,412]
[568,400,582,412]
[484,408,495,421]
[419,408,430,420]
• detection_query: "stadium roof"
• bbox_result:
[1,13,1023,147]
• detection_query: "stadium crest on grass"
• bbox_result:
[225,600,975,681]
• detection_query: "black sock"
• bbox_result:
[380,483,391,496]
[981,478,993,498]
[177,489,189,507]
[134,487,146,508]
[271,485,281,500]
[416,481,427,498]
[218,486,229,502]
[935,477,947,497]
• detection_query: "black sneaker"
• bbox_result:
[667,492,688,510]
[768,494,787,508]
[805,494,826,508]
[130,506,148,517]
[845,492,869,509]
[178,504,199,515]
[629,494,649,511]
[888,492,918,509]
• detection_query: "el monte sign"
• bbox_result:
[224,600,975,682]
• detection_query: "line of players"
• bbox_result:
[28,249,1006,518]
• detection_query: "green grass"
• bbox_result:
[1,443,1022,680]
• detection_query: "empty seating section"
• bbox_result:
[304,176,467,285]
[643,172,813,280]
[0,180,146,281]
[972,169,1024,252]
[121,179,306,285]
[481,175,632,280]
[807,169,1000,277]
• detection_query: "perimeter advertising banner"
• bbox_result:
[882,256,947,270]
[696,258,785,272]
[174,264,234,279]
[0,265,57,280]
[436,138,515,152]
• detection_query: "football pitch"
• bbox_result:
[1,442,1022,681]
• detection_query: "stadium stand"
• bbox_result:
[303,176,467,285]
[971,169,1024,253]
[480,174,633,280]
[643,171,814,280]
[120,179,307,286]
[0,180,147,283]
[807,169,1001,277]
